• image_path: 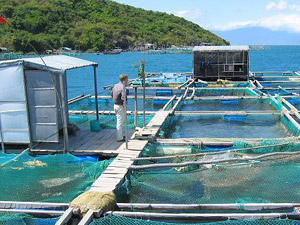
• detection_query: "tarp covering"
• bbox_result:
[193,46,249,52]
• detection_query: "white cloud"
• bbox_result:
[266,0,300,12]
[213,14,300,33]
[175,10,190,17]
[174,9,203,19]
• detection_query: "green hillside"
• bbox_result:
[0,0,229,53]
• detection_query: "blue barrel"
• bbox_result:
[156,89,173,96]
[90,120,100,132]
[76,155,98,162]
[153,99,168,105]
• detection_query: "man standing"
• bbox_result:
[111,74,128,142]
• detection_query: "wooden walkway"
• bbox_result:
[90,110,171,192]
[30,129,134,156]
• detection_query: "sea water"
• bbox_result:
[66,45,300,98]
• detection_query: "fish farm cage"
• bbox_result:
[0,55,299,225]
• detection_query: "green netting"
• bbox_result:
[91,214,300,225]
[194,89,253,97]
[117,155,299,204]
[233,139,300,154]
[158,114,298,139]
[0,152,113,202]
[180,98,278,112]
[0,213,57,225]
[141,139,300,158]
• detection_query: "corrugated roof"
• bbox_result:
[193,46,249,52]
[23,55,98,72]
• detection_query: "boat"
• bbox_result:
[103,47,122,55]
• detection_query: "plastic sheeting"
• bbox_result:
[0,64,30,143]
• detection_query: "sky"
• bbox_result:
[113,0,300,34]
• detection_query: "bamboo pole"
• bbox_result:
[132,143,292,162]
[177,79,191,89]
[68,94,91,104]
[106,211,300,221]
[255,80,264,89]
[116,203,300,211]
[129,152,300,170]
[186,87,195,99]
[183,87,189,99]
[171,95,183,114]
[281,98,300,120]
[162,95,176,111]
[283,110,300,131]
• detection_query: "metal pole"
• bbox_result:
[93,66,99,120]
[59,71,69,153]
[143,78,146,128]
[0,113,5,152]
[123,80,128,149]
[134,87,138,128]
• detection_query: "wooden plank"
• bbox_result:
[78,210,99,225]
[55,208,74,225]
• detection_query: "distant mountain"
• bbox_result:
[0,0,228,53]
[213,27,300,45]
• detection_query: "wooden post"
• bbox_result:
[93,66,99,121]
[123,80,128,149]
[134,87,138,128]
[59,71,69,153]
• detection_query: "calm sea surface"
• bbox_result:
[67,46,300,98]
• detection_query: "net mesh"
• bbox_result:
[116,140,299,205]
[90,214,300,225]
[194,89,256,97]
[0,213,57,225]
[180,98,279,111]
[159,114,299,139]
[69,114,154,130]
[0,152,113,202]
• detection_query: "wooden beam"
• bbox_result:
[116,203,300,211]
[132,143,292,162]
[55,208,74,225]
[0,208,64,217]
[0,201,68,210]
[106,211,300,221]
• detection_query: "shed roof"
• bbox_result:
[23,55,98,72]
[193,46,249,52]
